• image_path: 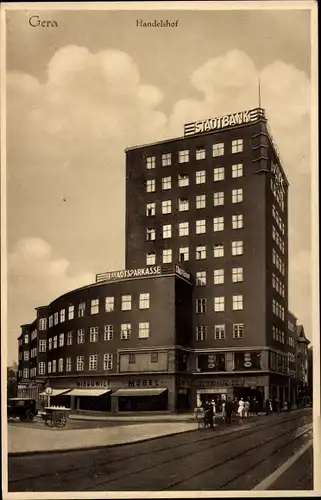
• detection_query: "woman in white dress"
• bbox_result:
[237,398,245,421]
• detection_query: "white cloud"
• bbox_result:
[6,46,312,363]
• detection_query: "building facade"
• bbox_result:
[16,107,310,411]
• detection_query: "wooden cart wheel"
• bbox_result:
[55,413,67,428]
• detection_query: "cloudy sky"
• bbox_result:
[5,5,314,365]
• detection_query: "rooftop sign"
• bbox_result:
[96,264,191,283]
[184,107,265,137]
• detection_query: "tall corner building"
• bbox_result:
[125,107,292,406]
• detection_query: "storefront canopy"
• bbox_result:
[66,389,111,397]
[38,389,70,397]
[112,388,167,397]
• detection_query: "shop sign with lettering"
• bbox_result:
[175,265,191,281]
[77,380,110,388]
[198,378,260,388]
[128,379,160,387]
[184,108,265,137]
[96,266,162,282]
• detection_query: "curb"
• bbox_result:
[8,427,197,458]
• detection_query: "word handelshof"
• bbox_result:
[184,108,265,137]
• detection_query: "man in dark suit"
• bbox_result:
[225,397,234,425]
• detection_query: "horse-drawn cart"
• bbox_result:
[40,407,71,428]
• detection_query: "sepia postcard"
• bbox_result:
[1,1,319,499]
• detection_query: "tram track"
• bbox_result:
[8,410,311,491]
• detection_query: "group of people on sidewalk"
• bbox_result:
[198,396,260,428]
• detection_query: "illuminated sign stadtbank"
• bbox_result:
[184,108,265,137]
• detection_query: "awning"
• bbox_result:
[112,388,167,397]
[38,389,70,397]
[66,389,111,397]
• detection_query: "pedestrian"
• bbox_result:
[252,397,259,416]
[271,398,277,413]
[225,397,234,425]
[244,398,250,418]
[237,398,245,422]
[221,399,226,421]
[205,401,214,428]
[265,398,271,415]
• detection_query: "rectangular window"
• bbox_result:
[178,174,189,187]
[129,353,136,364]
[139,322,150,338]
[179,222,189,237]
[39,339,47,352]
[68,305,74,320]
[162,224,172,239]
[232,267,243,282]
[48,316,53,328]
[146,202,156,216]
[54,313,59,325]
[104,353,113,370]
[52,360,57,373]
[162,176,171,190]
[23,368,29,379]
[58,358,63,372]
[232,214,243,229]
[39,318,47,330]
[178,198,189,211]
[212,143,224,157]
[77,329,85,344]
[104,325,114,341]
[151,352,159,363]
[146,179,156,192]
[162,153,171,166]
[162,200,172,214]
[121,323,131,340]
[196,245,206,260]
[121,295,132,311]
[162,249,172,263]
[196,271,207,286]
[89,355,98,371]
[214,269,224,284]
[232,240,243,256]
[139,293,150,309]
[47,362,51,374]
[78,302,86,317]
[232,188,243,203]
[213,191,224,206]
[196,298,207,314]
[146,252,156,266]
[214,296,225,312]
[38,361,46,375]
[232,139,243,154]
[91,299,99,315]
[66,358,72,372]
[233,295,243,310]
[146,156,156,169]
[196,326,207,341]
[76,356,84,371]
[89,326,99,342]
[105,296,114,312]
[196,170,206,184]
[146,228,156,241]
[214,324,225,340]
[179,247,189,262]
[48,338,52,350]
[232,163,243,178]
[60,309,65,323]
[59,333,64,347]
[196,219,206,234]
[67,331,73,345]
[196,147,206,160]
[196,194,206,209]
[53,336,58,349]
[179,150,189,163]
[214,167,225,181]
[233,323,244,339]
[213,216,224,232]
[24,351,29,361]
[213,244,224,258]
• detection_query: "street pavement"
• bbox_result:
[7,408,313,492]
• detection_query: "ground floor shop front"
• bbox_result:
[22,372,295,413]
